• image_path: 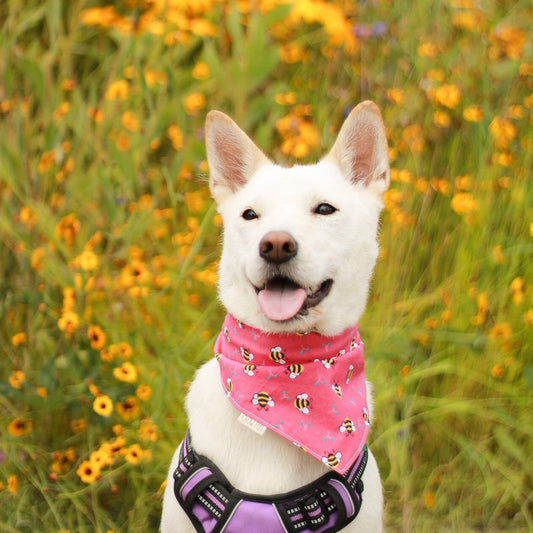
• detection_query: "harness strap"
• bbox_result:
[173,430,367,533]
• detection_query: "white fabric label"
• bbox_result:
[237,413,267,436]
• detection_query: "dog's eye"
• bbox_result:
[314,203,337,216]
[242,209,259,220]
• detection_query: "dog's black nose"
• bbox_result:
[259,232,298,264]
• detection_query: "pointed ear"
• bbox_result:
[325,101,390,195]
[206,111,270,204]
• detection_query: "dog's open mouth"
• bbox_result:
[255,277,333,322]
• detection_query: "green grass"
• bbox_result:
[1,0,532,531]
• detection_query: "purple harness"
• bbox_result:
[173,430,367,532]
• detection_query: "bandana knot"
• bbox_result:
[215,314,369,475]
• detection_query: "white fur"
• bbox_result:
[161,101,389,532]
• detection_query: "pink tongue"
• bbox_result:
[258,286,307,321]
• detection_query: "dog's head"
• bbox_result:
[206,101,389,336]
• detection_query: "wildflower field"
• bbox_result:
[0,0,532,531]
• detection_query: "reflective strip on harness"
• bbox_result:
[173,430,367,533]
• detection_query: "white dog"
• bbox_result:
[162,101,390,532]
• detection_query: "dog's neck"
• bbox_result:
[216,314,358,365]
[214,313,369,474]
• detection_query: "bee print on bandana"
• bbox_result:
[350,337,359,350]
[269,346,286,364]
[224,326,230,342]
[339,417,355,435]
[252,391,275,410]
[332,383,343,398]
[294,393,311,414]
[226,378,233,396]
[363,407,370,426]
[286,363,304,379]
[240,346,254,363]
[322,451,342,469]
[320,357,335,369]
[345,364,354,384]
[243,364,256,376]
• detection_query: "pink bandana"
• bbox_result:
[215,314,369,475]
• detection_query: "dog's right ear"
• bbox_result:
[206,111,270,204]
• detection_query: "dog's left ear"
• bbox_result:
[206,111,270,204]
[325,101,390,196]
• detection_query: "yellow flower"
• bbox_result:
[8,417,32,436]
[463,105,483,122]
[136,384,152,401]
[418,42,438,58]
[434,110,451,128]
[105,79,129,100]
[52,102,70,120]
[144,68,167,87]
[121,111,139,132]
[93,395,114,417]
[38,150,56,173]
[280,43,309,63]
[489,322,512,345]
[387,88,404,105]
[90,448,114,469]
[75,249,99,271]
[56,213,80,246]
[139,419,158,442]
[451,192,478,215]
[184,191,205,213]
[434,84,461,109]
[510,277,525,305]
[167,123,183,150]
[123,444,143,465]
[71,419,86,433]
[77,460,101,484]
[88,325,106,350]
[51,447,77,474]
[87,106,104,123]
[58,311,79,337]
[117,396,140,421]
[275,92,297,105]
[489,117,517,150]
[192,62,210,80]
[183,92,206,116]
[8,370,25,389]
[113,361,138,383]
[491,363,504,379]
[11,332,27,346]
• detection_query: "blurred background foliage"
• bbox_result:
[0,0,532,531]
